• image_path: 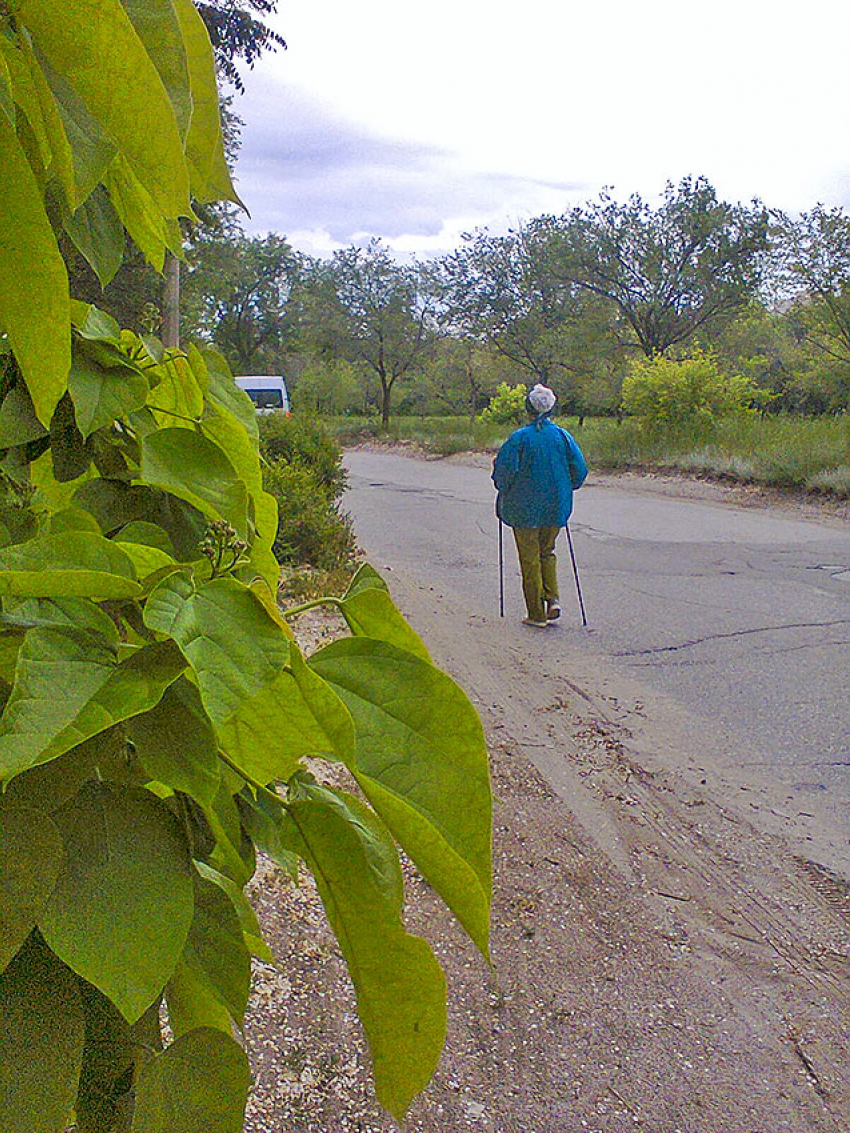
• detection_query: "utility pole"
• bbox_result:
[163,252,180,348]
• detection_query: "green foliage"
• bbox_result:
[621,350,761,430]
[262,459,355,569]
[477,381,528,427]
[0,6,492,1132]
[258,411,347,497]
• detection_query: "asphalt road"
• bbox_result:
[343,449,850,876]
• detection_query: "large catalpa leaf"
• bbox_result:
[140,429,249,539]
[0,805,63,972]
[0,530,141,599]
[144,573,290,727]
[285,782,446,1121]
[310,637,492,957]
[172,0,241,205]
[0,108,69,426]
[0,632,184,782]
[131,1027,251,1133]
[121,0,192,142]
[69,336,149,436]
[18,0,191,218]
[0,932,85,1133]
[217,641,355,785]
[39,781,194,1023]
[62,185,125,288]
[338,564,431,660]
[169,873,251,1035]
[129,677,221,808]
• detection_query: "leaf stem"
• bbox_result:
[281,597,343,619]
[217,748,288,810]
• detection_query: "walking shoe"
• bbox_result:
[522,617,549,628]
[546,601,561,621]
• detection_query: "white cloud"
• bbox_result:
[231,0,850,253]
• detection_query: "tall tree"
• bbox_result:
[323,241,433,425]
[437,224,626,412]
[532,177,769,357]
[182,232,304,372]
[774,205,850,390]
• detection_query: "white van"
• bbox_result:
[234,375,290,414]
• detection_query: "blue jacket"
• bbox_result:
[492,418,588,528]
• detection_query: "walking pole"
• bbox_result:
[565,523,588,627]
[498,518,505,617]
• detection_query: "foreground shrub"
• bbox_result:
[621,350,762,429]
[259,412,348,497]
[264,458,356,567]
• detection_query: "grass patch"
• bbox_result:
[327,413,850,497]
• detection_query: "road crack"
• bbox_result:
[614,619,850,657]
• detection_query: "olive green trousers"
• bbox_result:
[511,526,560,621]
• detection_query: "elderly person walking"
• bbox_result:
[492,384,588,628]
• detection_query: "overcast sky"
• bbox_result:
[232,0,850,258]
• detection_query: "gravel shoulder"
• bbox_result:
[243,464,850,1133]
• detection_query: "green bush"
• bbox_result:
[263,459,356,568]
[259,413,348,498]
[621,350,761,429]
[477,382,528,427]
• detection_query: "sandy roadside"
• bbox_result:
[242,466,850,1133]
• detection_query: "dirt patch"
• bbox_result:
[243,605,850,1132]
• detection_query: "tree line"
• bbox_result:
[76,174,850,426]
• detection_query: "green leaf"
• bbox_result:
[128,677,221,807]
[0,383,49,447]
[310,638,492,956]
[3,728,120,814]
[201,348,257,440]
[39,780,194,1023]
[0,806,63,972]
[339,565,431,661]
[247,488,281,592]
[193,859,271,962]
[40,57,117,205]
[69,338,149,437]
[0,530,141,598]
[2,595,119,643]
[144,574,290,725]
[0,632,184,782]
[121,0,192,141]
[19,0,191,218]
[176,873,251,1028]
[116,538,178,582]
[71,299,122,343]
[0,933,86,1133]
[217,641,354,784]
[0,107,69,426]
[147,352,205,422]
[131,1027,251,1133]
[75,982,161,1133]
[165,958,232,1039]
[0,43,13,123]
[102,154,176,273]
[0,36,51,164]
[63,185,125,288]
[172,0,240,205]
[18,31,76,206]
[50,390,91,482]
[287,782,447,1118]
[117,520,175,554]
[141,428,248,537]
[199,787,255,889]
